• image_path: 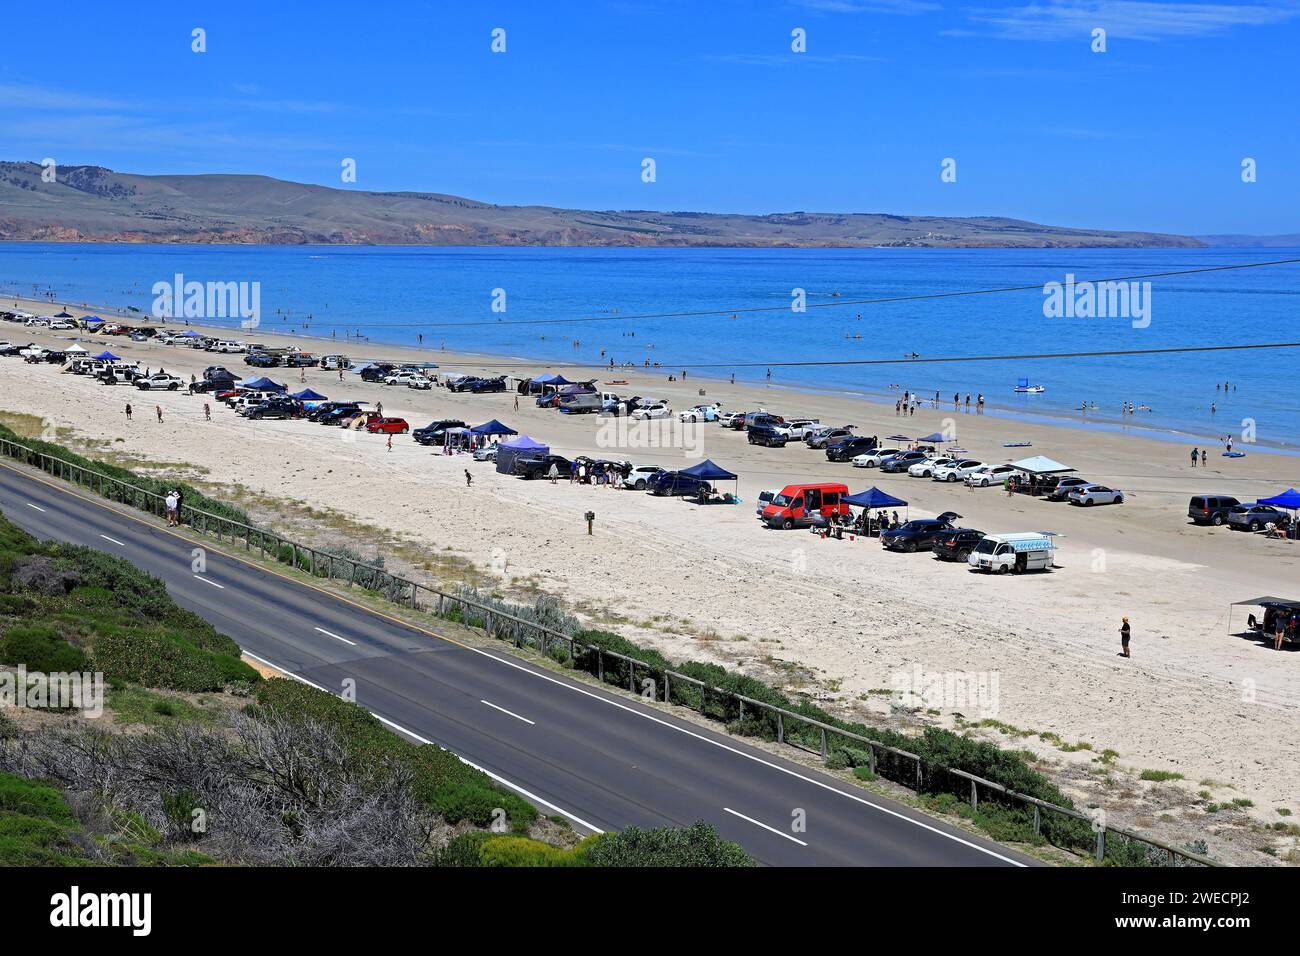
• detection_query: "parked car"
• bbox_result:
[413,419,468,445]
[647,471,713,497]
[827,437,879,463]
[97,366,142,385]
[849,446,901,468]
[626,465,664,490]
[772,418,820,441]
[755,489,779,518]
[747,424,789,447]
[965,464,1018,487]
[1227,503,1285,532]
[968,533,1057,574]
[472,445,498,462]
[360,364,397,382]
[513,454,572,480]
[717,411,747,428]
[932,528,987,562]
[679,403,722,423]
[317,405,367,426]
[806,426,855,448]
[908,457,956,478]
[383,371,430,389]
[365,417,410,434]
[308,401,363,423]
[134,373,184,391]
[246,399,302,420]
[880,512,963,552]
[1043,476,1091,501]
[631,402,672,420]
[1188,494,1241,526]
[930,459,985,482]
[214,341,246,353]
[760,483,850,529]
[1067,483,1125,506]
[881,450,930,473]
[469,377,508,394]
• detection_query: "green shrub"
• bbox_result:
[0,623,90,672]
[434,831,493,867]
[478,835,584,867]
[578,822,754,867]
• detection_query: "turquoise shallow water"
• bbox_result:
[2,243,1297,447]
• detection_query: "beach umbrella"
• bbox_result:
[888,434,911,441]
[917,432,946,443]
[93,351,121,361]
[290,388,328,401]
[64,344,87,354]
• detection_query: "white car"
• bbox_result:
[384,371,431,389]
[49,319,75,330]
[625,464,665,490]
[1068,483,1125,506]
[631,402,671,420]
[931,459,984,482]
[678,403,721,422]
[717,411,746,427]
[134,373,184,391]
[773,418,821,441]
[908,457,956,478]
[965,464,1018,487]
[214,341,246,353]
[851,447,901,468]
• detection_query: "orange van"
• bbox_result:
[762,482,850,529]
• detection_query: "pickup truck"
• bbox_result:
[134,373,184,391]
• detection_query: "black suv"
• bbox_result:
[880,512,963,553]
[413,419,468,445]
[469,377,507,393]
[247,399,302,420]
[932,528,986,562]
[1188,494,1241,526]
[308,401,362,423]
[826,436,878,462]
[1045,476,1091,501]
[747,424,788,447]
[513,454,571,480]
[360,364,396,382]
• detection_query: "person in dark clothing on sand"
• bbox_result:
[464,469,472,488]
[1119,617,1131,658]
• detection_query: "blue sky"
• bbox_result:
[2,0,1298,235]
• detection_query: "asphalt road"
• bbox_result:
[0,459,1035,867]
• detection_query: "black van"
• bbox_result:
[1188,494,1240,526]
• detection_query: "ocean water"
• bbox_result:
[2,243,1298,447]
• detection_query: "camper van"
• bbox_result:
[967,532,1056,574]
[761,482,850,530]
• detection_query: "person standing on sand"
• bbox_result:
[155,405,163,424]
[1276,614,1287,651]
[464,469,472,488]
[514,394,519,411]
[125,403,132,421]
[1190,447,1198,467]
[1201,449,1207,466]
[1119,617,1131,658]
[204,403,211,422]
[339,369,344,382]
[386,434,392,453]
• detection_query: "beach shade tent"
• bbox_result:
[495,435,549,474]
[1258,489,1300,510]
[63,344,87,354]
[178,330,203,338]
[888,434,911,442]
[92,351,121,361]
[1007,455,1075,475]
[1227,596,1300,635]
[843,486,909,534]
[471,419,519,437]
[80,316,104,324]
[290,388,328,401]
[240,377,288,392]
[54,310,73,318]
[529,373,575,395]
[679,459,739,499]
[917,432,947,444]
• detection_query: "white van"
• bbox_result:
[968,532,1057,574]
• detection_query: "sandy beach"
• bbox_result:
[4,295,1300,828]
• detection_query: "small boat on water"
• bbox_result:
[1013,377,1045,394]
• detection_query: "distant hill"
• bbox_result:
[0,161,1202,249]
[1197,234,1300,248]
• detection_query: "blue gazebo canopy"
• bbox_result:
[1259,488,1300,509]
[92,351,121,361]
[241,377,287,391]
[290,388,327,401]
[843,487,908,509]
[680,459,737,481]
[471,419,518,436]
[81,315,104,323]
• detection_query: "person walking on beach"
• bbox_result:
[339,369,344,382]
[204,403,211,422]
[1275,613,1288,651]
[1190,447,1198,467]
[464,469,472,488]
[766,368,771,382]
[513,394,519,411]
[1119,617,1131,658]
[386,434,392,453]
[155,405,163,424]
[125,403,132,421]
[1201,449,1207,467]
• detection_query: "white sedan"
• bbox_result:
[965,464,1018,487]
[851,447,901,468]
[631,402,672,420]
[931,459,984,482]
[678,403,721,422]
[907,456,956,478]
[384,371,432,389]
[1068,483,1125,506]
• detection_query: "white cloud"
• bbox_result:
[961,0,1300,41]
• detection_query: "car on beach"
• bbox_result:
[472,445,499,462]
[930,459,984,482]
[880,513,963,553]
[513,454,572,480]
[468,377,507,393]
[307,401,363,423]
[965,464,1018,487]
[716,411,746,428]
[1067,483,1125,506]
[1188,495,1241,526]
[1227,503,1284,532]
[631,402,672,420]
[1044,476,1091,501]
[826,437,879,462]
[214,341,246,353]
[626,465,665,490]
[747,424,788,447]
[365,417,410,435]
[360,364,398,383]
[383,371,431,389]
[413,419,468,445]
[246,399,302,420]
[908,457,956,478]
[755,489,778,517]
[932,528,987,562]
[773,419,821,441]
[647,471,712,497]
[49,319,75,330]
[97,366,142,385]
[849,447,900,468]
[134,373,184,391]
[317,405,368,426]
[881,450,930,473]
[679,403,722,422]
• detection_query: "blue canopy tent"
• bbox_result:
[471,419,518,437]
[241,377,287,392]
[678,459,738,502]
[528,373,574,395]
[843,486,908,535]
[80,315,104,324]
[495,435,549,474]
[290,388,328,401]
[92,351,121,361]
[1259,489,1300,510]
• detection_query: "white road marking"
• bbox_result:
[314,626,357,647]
[462,645,1026,866]
[193,574,225,589]
[99,533,125,546]
[480,699,535,725]
[724,807,808,846]
[25,502,45,512]
[239,650,603,835]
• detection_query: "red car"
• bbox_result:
[365,416,410,434]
